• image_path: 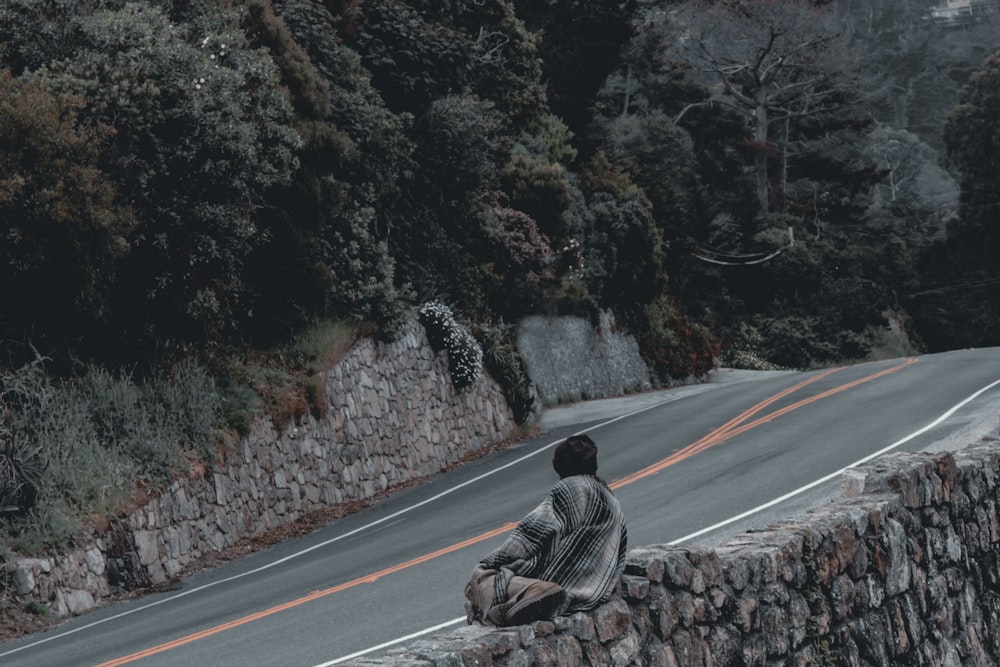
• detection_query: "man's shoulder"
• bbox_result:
[552,474,614,499]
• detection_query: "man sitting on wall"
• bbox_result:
[464,434,628,626]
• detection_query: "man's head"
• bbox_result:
[553,435,598,478]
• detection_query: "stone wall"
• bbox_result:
[516,311,652,404]
[356,439,1000,666]
[10,322,517,617]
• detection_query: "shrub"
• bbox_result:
[473,320,537,423]
[623,295,719,384]
[419,301,484,389]
[485,193,555,318]
[722,322,782,370]
[0,362,219,553]
[756,316,838,369]
[240,0,414,345]
[572,191,665,309]
[501,153,576,241]
[0,436,44,517]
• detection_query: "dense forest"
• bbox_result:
[0,0,998,551]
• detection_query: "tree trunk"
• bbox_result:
[754,99,770,212]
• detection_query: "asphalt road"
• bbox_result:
[2,349,999,667]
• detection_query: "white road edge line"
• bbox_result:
[318,616,468,666]
[0,391,688,659]
[318,376,1000,666]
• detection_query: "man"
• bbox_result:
[464,434,628,627]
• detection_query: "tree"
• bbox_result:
[597,110,700,246]
[237,0,410,341]
[0,0,103,74]
[648,0,860,212]
[483,194,555,319]
[862,124,956,247]
[912,49,1000,350]
[39,3,301,350]
[341,0,544,133]
[945,50,1000,244]
[0,69,133,360]
[514,0,638,138]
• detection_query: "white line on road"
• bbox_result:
[318,616,468,666]
[319,376,1000,666]
[666,376,1000,546]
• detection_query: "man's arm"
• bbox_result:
[478,492,562,574]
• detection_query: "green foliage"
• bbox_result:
[597,110,699,243]
[216,318,365,433]
[517,113,578,167]
[391,94,502,309]
[39,2,301,347]
[0,362,218,553]
[240,0,412,342]
[862,125,956,248]
[472,320,537,424]
[0,68,133,358]
[419,94,503,197]
[755,316,839,369]
[9,497,82,555]
[419,301,484,390]
[346,0,544,133]
[501,154,576,242]
[721,322,782,371]
[351,0,471,112]
[906,50,1000,350]
[0,435,44,517]
[484,194,556,319]
[571,153,666,309]
[239,0,331,119]
[622,296,719,385]
[0,0,97,74]
[280,319,365,374]
[516,0,638,136]
[945,50,1000,243]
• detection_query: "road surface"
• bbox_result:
[2,349,998,666]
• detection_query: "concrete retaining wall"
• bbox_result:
[357,440,1000,666]
[516,311,651,404]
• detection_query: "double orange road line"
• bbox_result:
[97,357,917,666]
[97,522,519,666]
[611,357,918,489]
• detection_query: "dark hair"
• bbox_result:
[553,434,598,477]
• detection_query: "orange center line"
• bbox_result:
[708,357,919,442]
[96,357,918,666]
[610,366,843,489]
[94,522,518,667]
[610,358,917,489]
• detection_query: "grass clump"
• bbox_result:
[217,319,365,433]
[0,363,218,554]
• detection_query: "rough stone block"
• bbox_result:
[13,562,36,596]
[134,530,160,566]
[553,612,596,641]
[593,597,631,642]
[622,574,650,601]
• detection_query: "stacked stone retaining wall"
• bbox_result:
[10,321,517,617]
[357,439,1000,666]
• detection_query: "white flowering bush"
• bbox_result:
[722,321,781,370]
[419,301,484,389]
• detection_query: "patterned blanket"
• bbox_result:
[477,474,628,612]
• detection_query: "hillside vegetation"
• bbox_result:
[0,0,997,554]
